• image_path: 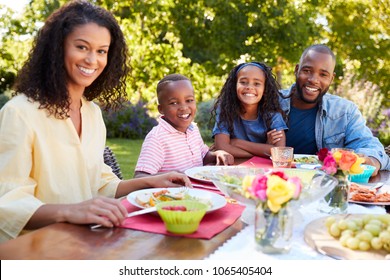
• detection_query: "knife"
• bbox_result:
[90,207,156,229]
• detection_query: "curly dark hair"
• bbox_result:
[13,0,129,119]
[211,61,285,137]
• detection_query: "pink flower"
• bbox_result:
[250,174,268,201]
[288,177,302,199]
[321,155,337,175]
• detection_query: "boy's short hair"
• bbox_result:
[157,74,190,103]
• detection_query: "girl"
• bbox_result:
[212,62,287,158]
[0,0,190,242]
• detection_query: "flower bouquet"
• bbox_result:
[317,148,365,214]
[212,168,338,253]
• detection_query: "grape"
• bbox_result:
[367,219,383,228]
[364,224,381,236]
[339,235,349,247]
[325,216,336,228]
[358,241,371,251]
[377,215,390,224]
[341,229,354,237]
[356,230,373,242]
[329,223,341,237]
[363,214,374,225]
[347,220,358,231]
[371,237,383,250]
[379,231,390,243]
[352,218,363,228]
[337,220,348,230]
[346,237,359,250]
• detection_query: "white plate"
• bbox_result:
[349,183,390,206]
[185,166,243,184]
[127,187,227,212]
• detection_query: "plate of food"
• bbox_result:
[294,154,319,164]
[127,187,227,212]
[348,182,390,206]
[185,166,243,184]
[293,154,321,169]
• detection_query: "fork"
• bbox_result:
[179,185,189,194]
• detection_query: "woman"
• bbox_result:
[0,0,190,242]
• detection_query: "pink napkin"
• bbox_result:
[120,198,245,239]
[238,156,273,169]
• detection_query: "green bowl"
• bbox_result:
[156,200,208,234]
[350,164,376,183]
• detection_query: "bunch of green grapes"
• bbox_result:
[325,214,390,252]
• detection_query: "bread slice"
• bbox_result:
[135,192,151,207]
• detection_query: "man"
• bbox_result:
[279,44,389,176]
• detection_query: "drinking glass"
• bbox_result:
[270,147,294,168]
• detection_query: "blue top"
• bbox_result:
[279,84,390,170]
[212,109,288,143]
[286,105,318,154]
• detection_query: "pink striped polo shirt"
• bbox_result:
[135,116,210,174]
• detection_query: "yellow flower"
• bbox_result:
[242,175,255,191]
[349,156,365,174]
[333,151,342,163]
[266,175,295,213]
[242,175,256,199]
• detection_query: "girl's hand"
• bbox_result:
[63,197,128,228]
[148,171,192,188]
[214,150,234,165]
[266,129,284,145]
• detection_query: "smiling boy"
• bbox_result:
[134,74,233,177]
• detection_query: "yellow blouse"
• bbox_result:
[0,95,120,242]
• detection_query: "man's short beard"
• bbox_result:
[295,81,328,104]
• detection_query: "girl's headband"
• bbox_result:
[236,62,265,75]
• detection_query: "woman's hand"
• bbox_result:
[26,196,128,230]
[62,197,128,228]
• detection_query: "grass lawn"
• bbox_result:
[106,138,143,179]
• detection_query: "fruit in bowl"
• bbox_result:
[156,200,208,234]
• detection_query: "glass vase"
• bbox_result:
[254,205,293,254]
[318,169,350,214]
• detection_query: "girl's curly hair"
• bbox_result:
[211,61,285,137]
[13,0,129,119]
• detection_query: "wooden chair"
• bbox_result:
[385,145,390,157]
[103,146,123,180]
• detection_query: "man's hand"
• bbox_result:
[363,156,381,177]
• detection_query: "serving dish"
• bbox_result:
[304,214,388,260]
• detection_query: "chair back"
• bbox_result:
[103,146,123,180]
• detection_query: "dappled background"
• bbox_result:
[1,0,389,152]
